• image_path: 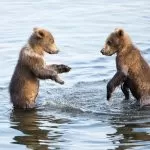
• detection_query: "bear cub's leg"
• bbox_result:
[47,64,71,74]
[107,71,127,100]
[121,80,130,100]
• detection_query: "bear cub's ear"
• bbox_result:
[33,27,45,39]
[115,28,124,37]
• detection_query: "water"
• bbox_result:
[0,0,150,149]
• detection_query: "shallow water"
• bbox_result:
[1,0,150,149]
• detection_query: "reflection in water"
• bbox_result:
[107,107,150,150]
[107,122,150,150]
[10,109,65,150]
[113,123,150,150]
[1,0,150,149]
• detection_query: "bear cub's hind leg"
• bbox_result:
[121,80,130,100]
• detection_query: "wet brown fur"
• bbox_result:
[101,28,150,107]
[9,28,71,109]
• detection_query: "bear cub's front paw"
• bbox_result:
[58,64,71,73]
[107,93,111,101]
[55,76,65,85]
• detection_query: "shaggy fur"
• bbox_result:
[101,28,150,107]
[9,28,71,109]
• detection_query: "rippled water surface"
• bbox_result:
[1,0,150,150]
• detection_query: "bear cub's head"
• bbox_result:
[29,27,59,54]
[101,28,131,56]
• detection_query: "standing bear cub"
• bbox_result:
[9,27,71,109]
[101,28,150,107]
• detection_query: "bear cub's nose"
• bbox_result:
[55,50,59,54]
[101,48,104,54]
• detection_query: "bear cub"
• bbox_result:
[9,27,71,109]
[101,28,150,107]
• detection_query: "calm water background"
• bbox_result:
[0,0,150,150]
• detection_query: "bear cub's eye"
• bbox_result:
[107,40,112,46]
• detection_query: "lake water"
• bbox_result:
[1,0,150,150]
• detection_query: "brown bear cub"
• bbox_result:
[101,28,150,107]
[9,27,71,109]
